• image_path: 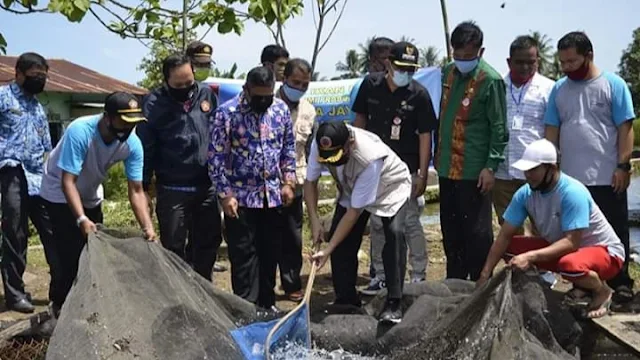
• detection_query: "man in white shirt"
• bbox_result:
[493,35,555,234]
[305,121,411,324]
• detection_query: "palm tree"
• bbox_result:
[335,49,362,79]
[529,31,554,76]
[357,36,377,74]
[547,51,564,80]
[419,46,441,67]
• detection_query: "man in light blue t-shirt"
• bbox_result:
[478,139,624,319]
[40,92,156,317]
[543,31,636,305]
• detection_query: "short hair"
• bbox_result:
[450,21,483,50]
[509,35,539,57]
[284,58,312,78]
[162,54,192,80]
[260,45,289,64]
[15,52,48,74]
[246,66,275,87]
[368,37,394,59]
[557,31,593,56]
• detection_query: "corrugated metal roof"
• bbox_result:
[0,56,148,95]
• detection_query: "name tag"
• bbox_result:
[391,125,401,140]
[512,114,524,130]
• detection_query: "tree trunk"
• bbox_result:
[439,0,452,61]
[310,6,325,73]
[181,0,188,51]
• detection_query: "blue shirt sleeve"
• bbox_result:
[560,181,591,232]
[124,135,144,181]
[503,184,531,228]
[57,121,91,175]
[605,72,636,126]
[543,80,564,127]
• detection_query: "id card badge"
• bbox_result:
[391,125,401,140]
[512,114,524,130]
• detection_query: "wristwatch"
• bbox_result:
[76,215,88,227]
[617,162,631,172]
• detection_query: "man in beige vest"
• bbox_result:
[306,121,411,324]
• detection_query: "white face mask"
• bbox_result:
[392,70,412,87]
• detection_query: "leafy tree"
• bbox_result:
[335,49,361,79]
[137,30,196,90]
[529,31,554,77]
[0,0,302,54]
[619,27,640,116]
[419,46,444,67]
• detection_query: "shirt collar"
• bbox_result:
[10,82,28,100]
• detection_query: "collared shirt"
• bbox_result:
[208,93,296,209]
[0,83,52,195]
[544,72,636,186]
[276,94,316,186]
[352,72,437,173]
[436,60,508,180]
[496,73,555,180]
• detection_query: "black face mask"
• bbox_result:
[108,121,133,142]
[248,94,273,113]
[531,166,554,192]
[168,83,195,102]
[22,74,46,95]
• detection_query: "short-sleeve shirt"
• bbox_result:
[306,138,383,209]
[351,72,438,173]
[40,115,144,208]
[543,72,636,186]
[503,173,624,260]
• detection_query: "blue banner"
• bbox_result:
[204,67,442,124]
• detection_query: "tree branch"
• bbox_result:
[317,0,347,53]
[0,3,49,14]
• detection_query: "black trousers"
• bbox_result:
[44,200,103,308]
[0,166,56,305]
[587,186,634,289]
[439,177,494,281]
[225,205,283,308]
[155,186,223,281]
[329,203,408,306]
[279,195,303,293]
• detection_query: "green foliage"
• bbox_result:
[619,28,640,117]
[334,49,361,79]
[1,0,303,56]
[103,162,129,201]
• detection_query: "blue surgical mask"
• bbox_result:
[282,84,306,103]
[392,70,412,87]
[454,58,480,74]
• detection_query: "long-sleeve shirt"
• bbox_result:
[0,83,52,195]
[208,93,296,208]
[436,60,508,180]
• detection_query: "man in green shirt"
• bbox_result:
[436,21,508,281]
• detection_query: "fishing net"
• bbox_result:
[46,229,582,360]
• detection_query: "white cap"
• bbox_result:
[512,139,558,171]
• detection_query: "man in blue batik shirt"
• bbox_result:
[0,52,57,313]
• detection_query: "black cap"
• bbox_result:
[316,121,350,163]
[186,41,214,64]
[104,92,146,123]
[389,41,420,69]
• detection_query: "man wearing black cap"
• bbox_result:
[353,41,438,294]
[186,41,214,82]
[138,54,224,281]
[39,91,156,316]
[306,121,412,324]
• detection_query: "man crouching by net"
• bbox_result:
[305,121,411,324]
[477,139,624,319]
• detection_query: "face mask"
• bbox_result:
[108,121,133,142]
[565,59,590,81]
[391,70,412,87]
[530,166,553,192]
[22,74,46,94]
[248,94,274,113]
[454,58,480,74]
[193,68,210,82]
[168,83,195,102]
[510,69,534,85]
[282,84,306,103]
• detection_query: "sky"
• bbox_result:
[1,0,638,86]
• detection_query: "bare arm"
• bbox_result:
[418,132,432,179]
[527,230,581,263]
[324,207,361,253]
[480,222,519,278]
[61,171,87,220]
[545,126,559,146]
[617,121,634,164]
[127,180,154,231]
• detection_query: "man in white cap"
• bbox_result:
[476,139,624,319]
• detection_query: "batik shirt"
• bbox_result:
[0,83,52,195]
[208,93,296,208]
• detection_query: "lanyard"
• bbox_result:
[509,79,532,114]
